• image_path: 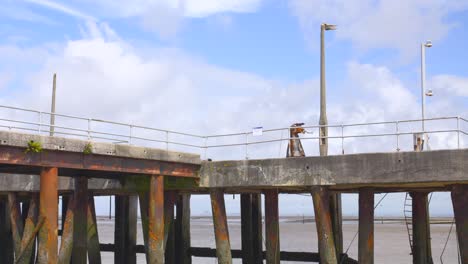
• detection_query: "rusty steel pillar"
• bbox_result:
[411,192,433,264]
[164,191,176,264]
[451,185,468,264]
[241,193,254,264]
[311,187,337,264]
[58,197,74,264]
[358,189,374,264]
[210,189,232,264]
[138,193,150,263]
[8,193,24,258]
[72,176,88,264]
[175,194,192,264]
[17,194,39,264]
[148,175,165,264]
[115,195,138,264]
[251,194,263,264]
[87,195,102,264]
[264,190,280,264]
[37,167,58,264]
[0,197,14,263]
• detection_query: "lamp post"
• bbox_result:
[50,73,57,136]
[319,23,336,156]
[421,40,433,136]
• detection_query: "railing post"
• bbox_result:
[87,119,91,140]
[38,112,42,133]
[341,125,344,155]
[204,137,208,160]
[129,125,133,145]
[396,121,400,152]
[245,133,248,159]
[166,131,169,151]
[457,117,460,149]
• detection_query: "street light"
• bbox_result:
[421,40,432,139]
[319,23,336,157]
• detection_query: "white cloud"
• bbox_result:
[431,74,468,97]
[24,0,96,21]
[288,0,468,59]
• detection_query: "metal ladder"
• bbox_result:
[404,192,413,255]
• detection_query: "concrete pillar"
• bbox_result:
[115,195,138,264]
[72,176,88,264]
[210,189,232,264]
[148,175,164,264]
[411,192,433,264]
[451,185,468,264]
[358,189,374,264]
[265,190,280,264]
[37,167,58,264]
[311,187,337,264]
[175,194,192,264]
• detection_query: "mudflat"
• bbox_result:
[94,217,459,263]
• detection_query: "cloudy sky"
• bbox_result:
[0,0,467,217]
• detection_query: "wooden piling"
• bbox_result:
[148,175,165,264]
[175,194,192,264]
[87,195,102,264]
[358,189,374,264]
[411,192,433,264]
[265,190,280,264]
[37,167,58,264]
[72,176,88,264]
[115,195,138,264]
[311,187,337,264]
[210,189,232,264]
[451,185,468,264]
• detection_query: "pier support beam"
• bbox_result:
[330,193,343,256]
[175,194,192,264]
[37,167,58,264]
[359,189,374,264]
[451,185,468,264]
[411,192,433,264]
[0,197,14,263]
[164,191,176,264]
[148,175,165,264]
[241,193,263,264]
[265,190,280,264]
[311,187,337,264]
[58,197,74,264]
[115,195,138,264]
[87,195,102,264]
[72,176,88,264]
[210,189,232,264]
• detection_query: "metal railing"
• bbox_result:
[0,105,466,160]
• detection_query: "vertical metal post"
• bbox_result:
[251,194,263,264]
[166,131,169,151]
[88,119,91,140]
[175,194,192,264]
[72,176,88,264]
[245,133,249,159]
[38,112,42,133]
[129,125,133,145]
[148,175,164,264]
[50,73,57,137]
[210,189,232,264]
[87,195,102,264]
[241,194,254,264]
[138,192,150,264]
[264,190,280,264]
[457,117,460,149]
[311,187,338,264]
[411,192,433,264]
[341,125,344,154]
[164,191,176,264]
[359,189,374,264]
[396,122,400,151]
[421,43,426,134]
[37,167,58,264]
[115,195,138,264]
[451,185,467,264]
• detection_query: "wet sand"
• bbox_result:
[95,217,459,263]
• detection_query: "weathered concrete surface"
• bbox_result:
[0,130,200,164]
[200,149,468,189]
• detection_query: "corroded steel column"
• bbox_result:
[210,189,232,264]
[72,176,88,264]
[164,191,176,264]
[58,197,74,264]
[0,198,14,263]
[87,195,102,264]
[148,175,165,264]
[8,193,24,258]
[115,195,138,264]
[251,193,263,264]
[451,185,468,264]
[411,192,433,264]
[175,194,192,264]
[241,194,254,264]
[265,190,280,264]
[38,167,58,264]
[138,193,150,263]
[311,187,337,264]
[358,189,374,264]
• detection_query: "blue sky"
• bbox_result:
[0,0,467,216]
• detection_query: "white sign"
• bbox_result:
[252,127,263,136]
